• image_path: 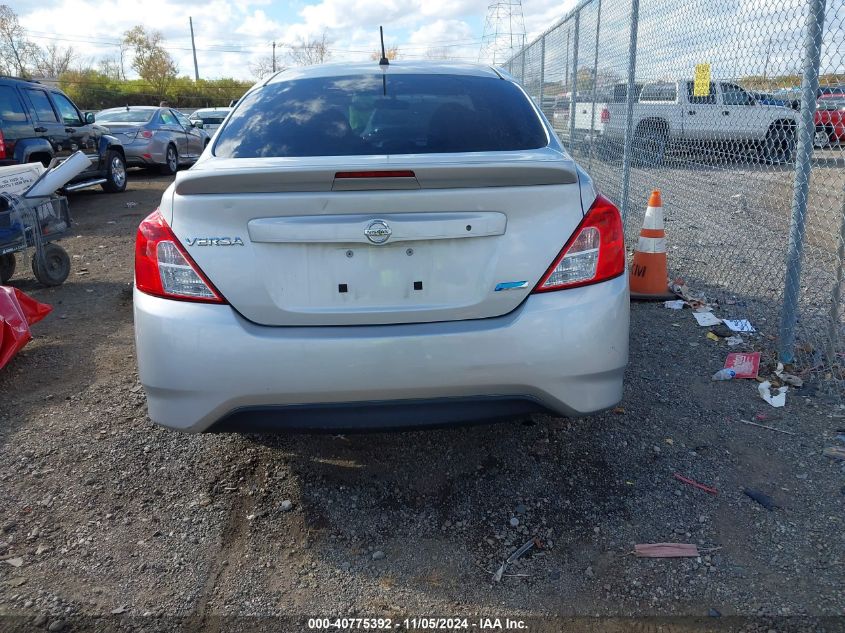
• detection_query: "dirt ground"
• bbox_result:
[0,170,844,633]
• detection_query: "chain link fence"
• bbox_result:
[505,0,845,396]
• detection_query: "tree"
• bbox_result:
[123,25,178,97]
[288,33,330,66]
[35,43,76,78]
[118,40,129,81]
[98,56,122,81]
[370,45,399,61]
[425,47,450,60]
[59,69,119,110]
[0,5,40,77]
[249,55,278,79]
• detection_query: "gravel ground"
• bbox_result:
[0,170,844,632]
[576,143,845,394]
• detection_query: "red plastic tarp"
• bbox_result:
[0,286,51,370]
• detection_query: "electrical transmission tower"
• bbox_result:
[479,0,526,65]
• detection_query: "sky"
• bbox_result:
[10,0,577,81]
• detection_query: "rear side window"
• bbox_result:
[0,86,27,122]
[640,83,676,102]
[214,74,548,157]
[25,89,59,123]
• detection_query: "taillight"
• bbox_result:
[600,107,610,123]
[0,129,6,159]
[141,130,153,139]
[532,194,625,292]
[135,209,226,303]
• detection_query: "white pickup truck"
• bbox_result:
[552,83,639,142]
[580,80,799,165]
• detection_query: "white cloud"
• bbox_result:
[236,10,284,39]
[10,0,576,78]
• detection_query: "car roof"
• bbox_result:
[0,76,67,94]
[265,61,504,84]
[100,106,159,111]
[191,108,232,114]
[0,76,46,86]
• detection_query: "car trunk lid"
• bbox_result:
[170,150,584,326]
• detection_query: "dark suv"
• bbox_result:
[0,76,127,193]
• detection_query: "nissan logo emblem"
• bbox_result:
[364,219,392,245]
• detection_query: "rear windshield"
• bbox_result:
[194,116,226,125]
[214,74,547,157]
[96,110,155,123]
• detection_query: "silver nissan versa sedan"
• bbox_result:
[133,61,629,432]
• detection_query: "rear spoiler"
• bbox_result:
[174,158,578,195]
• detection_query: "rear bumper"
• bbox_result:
[123,142,167,166]
[211,396,553,432]
[134,275,629,432]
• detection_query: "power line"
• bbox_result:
[23,29,485,55]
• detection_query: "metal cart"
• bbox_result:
[0,193,72,286]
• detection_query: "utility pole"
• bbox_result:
[272,41,276,73]
[189,17,200,81]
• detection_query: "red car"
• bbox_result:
[815,95,845,146]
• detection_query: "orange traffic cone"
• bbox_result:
[629,190,675,301]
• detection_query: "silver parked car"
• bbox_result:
[95,106,210,175]
[188,107,232,135]
[133,61,629,432]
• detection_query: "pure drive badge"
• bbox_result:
[364,220,392,245]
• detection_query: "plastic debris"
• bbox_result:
[634,543,700,558]
[673,473,718,495]
[664,299,685,309]
[25,151,92,197]
[0,287,52,370]
[694,312,722,327]
[739,419,797,436]
[724,352,760,379]
[723,319,755,333]
[492,538,538,583]
[743,488,778,510]
[823,446,845,461]
[775,363,804,388]
[758,381,787,407]
[711,368,736,381]
[706,332,720,342]
[726,335,744,347]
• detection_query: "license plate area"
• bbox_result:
[327,243,434,307]
[263,236,495,315]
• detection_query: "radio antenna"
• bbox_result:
[379,26,389,66]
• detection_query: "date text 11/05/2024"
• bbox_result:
[307,617,529,630]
